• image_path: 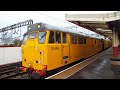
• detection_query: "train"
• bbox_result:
[19,22,112,79]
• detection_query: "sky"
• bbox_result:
[0,11,116,28]
[0,11,116,44]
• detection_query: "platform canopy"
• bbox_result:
[65,11,120,39]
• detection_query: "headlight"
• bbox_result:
[28,26,31,30]
[28,63,31,66]
[37,24,41,28]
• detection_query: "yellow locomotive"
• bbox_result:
[19,22,112,79]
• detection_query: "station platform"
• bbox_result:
[67,47,120,79]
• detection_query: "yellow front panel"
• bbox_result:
[33,45,45,70]
[22,31,48,71]
[22,39,38,68]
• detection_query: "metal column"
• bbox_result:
[118,31,120,49]
[112,27,119,57]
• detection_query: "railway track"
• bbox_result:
[0,72,24,79]
[0,62,21,69]
[0,62,29,79]
[3,72,31,79]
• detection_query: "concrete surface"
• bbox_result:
[67,47,120,79]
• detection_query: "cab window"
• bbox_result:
[38,32,46,44]
[49,31,54,43]
[29,32,37,39]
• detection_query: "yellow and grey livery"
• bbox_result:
[20,22,112,79]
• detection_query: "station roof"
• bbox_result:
[65,11,120,39]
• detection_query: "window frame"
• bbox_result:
[95,39,96,44]
[84,38,86,44]
[28,32,38,39]
[62,32,67,43]
[55,31,61,44]
[48,31,55,43]
[38,31,46,44]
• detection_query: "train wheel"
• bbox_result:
[31,71,44,79]
[27,69,34,78]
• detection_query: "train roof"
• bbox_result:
[26,22,106,40]
[27,22,70,33]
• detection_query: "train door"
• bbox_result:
[62,32,69,64]
[47,31,63,70]
[55,31,63,65]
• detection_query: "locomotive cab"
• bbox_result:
[20,22,70,79]
[22,31,46,67]
[20,24,48,77]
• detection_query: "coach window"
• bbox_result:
[74,37,77,44]
[70,37,73,44]
[95,39,96,44]
[84,38,86,44]
[79,38,83,44]
[72,37,74,44]
[49,31,54,43]
[56,32,61,43]
[78,38,80,44]
[63,32,66,43]
[71,37,74,44]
